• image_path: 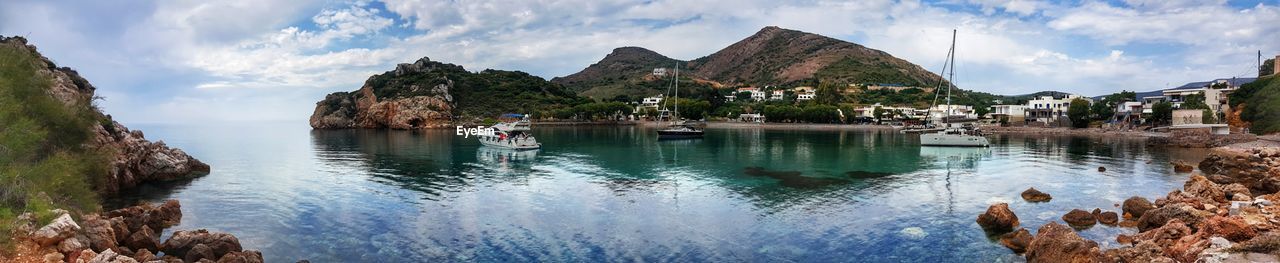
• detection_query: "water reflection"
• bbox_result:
[288,126,1213,261]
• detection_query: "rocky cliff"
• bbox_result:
[311,57,583,129]
[0,36,209,196]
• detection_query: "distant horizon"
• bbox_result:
[2,0,1276,124]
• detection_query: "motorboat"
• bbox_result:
[478,115,541,150]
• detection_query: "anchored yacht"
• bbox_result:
[478,115,541,150]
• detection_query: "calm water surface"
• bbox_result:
[111,123,1208,262]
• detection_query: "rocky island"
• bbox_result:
[310,57,585,129]
[0,36,261,262]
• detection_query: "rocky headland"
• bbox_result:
[981,139,1280,262]
[310,57,584,130]
[1,36,255,262]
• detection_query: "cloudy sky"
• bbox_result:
[2,0,1276,124]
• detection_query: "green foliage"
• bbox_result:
[814,57,924,86]
[763,104,841,123]
[671,98,711,120]
[735,91,752,101]
[814,81,843,105]
[1091,91,1136,121]
[1202,109,1216,124]
[1235,76,1280,134]
[1262,58,1274,77]
[365,61,587,118]
[1180,92,1210,110]
[1067,98,1091,128]
[1151,101,1173,126]
[0,42,108,244]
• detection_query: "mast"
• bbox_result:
[945,29,956,125]
[673,62,680,123]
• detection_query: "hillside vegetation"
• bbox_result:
[364,59,588,118]
[0,40,105,245]
[1231,75,1280,135]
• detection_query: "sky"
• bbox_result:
[1,0,1277,124]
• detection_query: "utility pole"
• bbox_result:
[1260,50,1264,77]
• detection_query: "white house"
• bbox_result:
[1162,77,1255,116]
[793,86,816,101]
[1025,94,1092,126]
[797,92,815,100]
[770,90,785,101]
[928,104,976,120]
[652,68,668,77]
[736,87,766,101]
[989,104,1027,124]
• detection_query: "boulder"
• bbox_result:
[133,249,156,262]
[1183,175,1226,203]
[185,244,217,262]
[105,200,182,235]
[58,236,87,255]
[976,203,1019,233]
[33,213,81,246]
[161,229,243,260]
[43,252,64,263]
[999,228,1033,253]
[1024,222,1102,263]
[123,226,160,252]
[216,250,264,263]
[80,215,119,252]
[1116,234,1134,245]
[1199,216,1256,242]
[1097,211,1119,225]
[1102,240,1175,263]
[1231,232,1280,254]
[1098,166,1106,172]
[1062,209,1096,228]
[73,249,97,263]
[1137,205,1207,232]
[1132,219,1192,246]
[1173,161,1194,173]
[1020,188,1052,203]
[1222,183,1252,201]
[1123,196,1156,218]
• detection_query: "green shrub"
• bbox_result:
[0,41,108,248]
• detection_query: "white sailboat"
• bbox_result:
[921,30,989,147]
[657,62,704,140]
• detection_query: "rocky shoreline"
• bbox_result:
[979,139,1280,262]
[7,200,263,263]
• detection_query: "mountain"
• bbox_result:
[311,57,585,129]
[687,26,940,87]
[555,26,945,99]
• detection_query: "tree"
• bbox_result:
[815,81,843,105]
[735,91,752,102]
[1067,98,1091,128]
[872,106,886,124]
[1180,92,1210,110]
[1262,58,1274,77]
[1151,101,1173,126]
[1092,90,1137,121]
[1202,109,1216,124]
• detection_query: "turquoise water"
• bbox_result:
[111,123,1207,262]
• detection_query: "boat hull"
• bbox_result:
[478,136,541,150]
[657,130,704,140]
[920,133,989,147]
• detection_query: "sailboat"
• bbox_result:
[657,62,704,140]
[920,30,990,147]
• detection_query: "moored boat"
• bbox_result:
[478,114,542,150]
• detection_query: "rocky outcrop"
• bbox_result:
[1024,222,1102,263]
[1020,187,1052,202]
[976,203,1019,233]
[1199,145,1280,194]
[8,200,263,263]
[999,228,1033,254]
[89,121,210,195]
[1147,129,1257,148]
[0,36,209,196]
[1124,196,1156,218]
[1061,209,1096,228]
[310,58,458,130]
